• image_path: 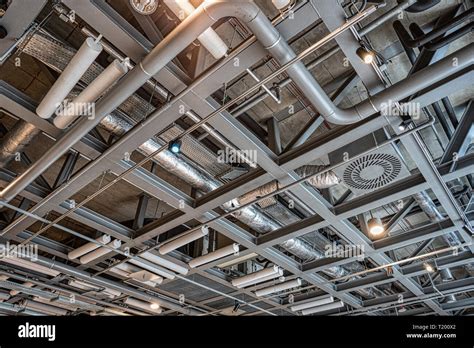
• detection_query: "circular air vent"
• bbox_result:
[343,153,401,190]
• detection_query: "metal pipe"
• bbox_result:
[402,0,440,13]
[0,120,40,169]
[398,7,473,48]
[0,0,372,204]
[425,23,474,51]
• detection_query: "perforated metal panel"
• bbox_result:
[343,153,402,191]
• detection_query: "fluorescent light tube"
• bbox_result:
[189,243,239,268]
[290,296,335,312]
[301,300,345,315]
[255,278,302,297]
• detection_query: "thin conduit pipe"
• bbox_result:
[0,1,373,205]
[232,0,416,116]
[400,7,473,48]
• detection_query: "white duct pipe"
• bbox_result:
[36,37,103,119]
[163,0,228,59]
[22,299,68,316]
[237,269,284,288]
[68,279,122,298]
[128,270,163,284]
[231,265,280,288]
[300,300,344,315]
[189,243,240,268]
[0,255,60,277]
[159,227,209,255]
[79,239,121,264]
[68,234,111,260]
[111,261,164,284]
[290,296,334,312]
[54,59,128,129]
[255,278,301,297]
[124,297,162,314]
[128,258,176,280]
[140,251,189,275]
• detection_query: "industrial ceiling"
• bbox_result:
[0,0,472,317]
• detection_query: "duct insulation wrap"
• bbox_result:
[163,0,228,59]
[36,37,103,119]
[54,59,128,129]
[0,121,40,169]
[68,234,111,260]
[79,239,121,264]
[236,166,340,206]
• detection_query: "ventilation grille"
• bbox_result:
[343,153,402,191]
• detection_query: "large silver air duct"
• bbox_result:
[0,120,40,169]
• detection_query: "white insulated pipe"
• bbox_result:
[23,299,69,316]
[140,251,188,275]
[255,278,302,297]
[290,296,334,312]
[79,239,121,264]
[189,243,239,268]
[163,0,228,60]
[159,227,209,255]
[236,268,284,288]
[300,300,344,315]
[231,265,281,288]
[36,37,103,119]
[111,261,164,284]
[54,59,128,129]
[0,255,60,277]
[124,297,162,314]
[128,258,176,280]
[68,279,122,298]
[68,234,111,260]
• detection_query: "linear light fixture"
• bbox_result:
[290,296,335,312]
[159,226,209,255]
[255,278,302,297]
[189,243,240,268]
[231,265,282,288]
[237,270,284,289]
[300,300,345,315]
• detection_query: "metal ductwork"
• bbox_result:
[0,120,40,169]
[0,0,472,206]
[100,113,349,270]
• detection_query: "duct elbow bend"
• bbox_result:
[323,107,365,125]
[202,0,261,24]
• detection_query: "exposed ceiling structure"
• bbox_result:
[0,0,472,317]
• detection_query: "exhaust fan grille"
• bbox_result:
[343,153,401,190]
